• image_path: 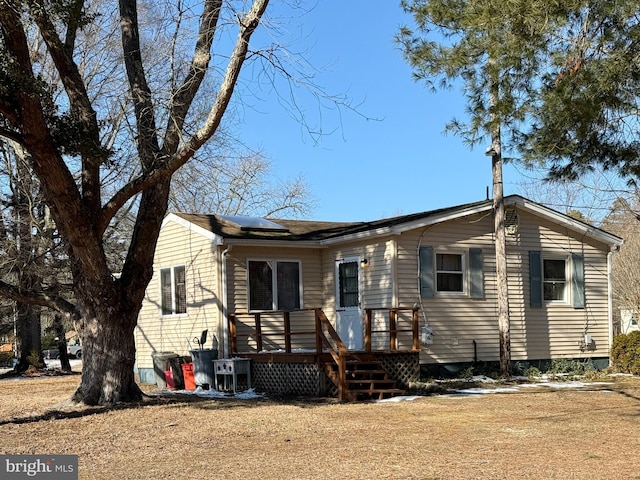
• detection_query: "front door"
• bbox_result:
[335,257,363,350]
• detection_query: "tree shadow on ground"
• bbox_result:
[0,391,278,426]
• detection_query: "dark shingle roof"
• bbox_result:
[172,198,491,242]
[170,195,623,247]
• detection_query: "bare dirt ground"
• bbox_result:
[1,374,640,480]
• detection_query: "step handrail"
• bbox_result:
[315,309,349,400]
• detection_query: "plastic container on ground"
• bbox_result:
[182,363,196,390]
[151,352,179,388]
[189,348,217,389]
[164,369,175,389]
[168,356,188,390]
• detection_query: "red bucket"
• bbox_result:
[181,363,196,390]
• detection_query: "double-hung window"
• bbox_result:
[160,266,186,315]
[249,260,301,311]
[419,247,484,298]
[436,253,464,293]
[529,251,584,308]
[543,258,567,302]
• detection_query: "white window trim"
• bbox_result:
[159,265,187,317]
[435,251,466,295]
[542,256,569,304]
[247,258,303,311]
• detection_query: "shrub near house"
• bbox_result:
[611,331,640,374]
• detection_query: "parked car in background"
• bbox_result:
[67,344,82,359]
[43,348,60,360]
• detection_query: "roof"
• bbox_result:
[166,195,623,248]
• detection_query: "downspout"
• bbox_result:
[221,244,233,358]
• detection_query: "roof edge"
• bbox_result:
[162,213,224,244]
[511,196,623,248]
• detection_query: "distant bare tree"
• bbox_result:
[513,165,635,226]
[170,152,313,217]
[0,143,66,372]
[601,196,640,319]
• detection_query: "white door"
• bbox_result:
[335,257,363,350]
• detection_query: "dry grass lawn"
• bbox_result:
[1,373,640,479]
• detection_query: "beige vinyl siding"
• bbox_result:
[395,209,612,365]
[397,212,498,364]
[136,220,220,371]
[225,246,323,352]
[508,210,611,361]
[321,239,396,325]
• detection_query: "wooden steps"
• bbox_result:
[325,357,405,401]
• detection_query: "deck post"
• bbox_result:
[412,307,420,351]
[284,311,292,353]
[389,309,397,351]
[365,309,372,353]
[254,313,263,353]
[229,314,238,355]
[314,309,322,356]
[337,354,347,401]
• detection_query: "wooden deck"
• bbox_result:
[227,307,421,400]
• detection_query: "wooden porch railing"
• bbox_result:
[364,307,421,352]
[228,308,319,355]
[227,306,421,401]
[228,307,420,355]
[315,309,349,400]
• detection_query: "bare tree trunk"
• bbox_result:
[70,182,170,405]
[492,146,511,377]
[14,301,44,372]
[53,314,71,372]
[72,308,142,404]
[489,61,511,378]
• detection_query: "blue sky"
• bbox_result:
[236,1,523,222]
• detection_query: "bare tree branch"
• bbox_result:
[162,0,223,154]
[99,0,269,235]
[177,0,269,158]
[119,0,161,170]
[0,279,77,318]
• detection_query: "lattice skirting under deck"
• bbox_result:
[251,352,420,397]
[373,353,420,388]
[252,362,330,397]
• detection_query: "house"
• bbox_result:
[619,309,639,335]
[135,195,623,398]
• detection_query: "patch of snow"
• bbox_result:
[0,359,82,375]
[154,387,265,400]
[440,380,615,397]
[44,359,83,369]
[445,386,522,397]
[436,375,498,384]
[376,395,423,403]
[519,381,613,389]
